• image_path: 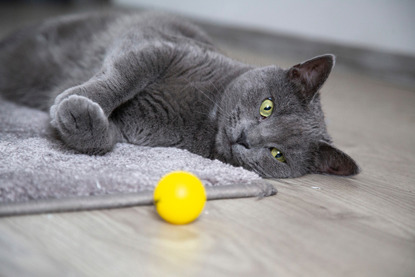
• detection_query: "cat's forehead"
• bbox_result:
[239,66,295,99]
[263,108,324,142]
[241,66,285,85]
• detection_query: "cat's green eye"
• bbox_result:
[271,148,286,163]
[260,99,274,118]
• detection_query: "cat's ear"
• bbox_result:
[312,142,360,176]
[288,54,335,101]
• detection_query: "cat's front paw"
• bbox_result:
[50,95,115,154]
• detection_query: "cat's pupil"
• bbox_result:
[264,106,271,110]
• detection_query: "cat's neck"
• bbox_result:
[200,56,252,120]
[189,57,252,158]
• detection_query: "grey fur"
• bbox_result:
[0,11,359,178]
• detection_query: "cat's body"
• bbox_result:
[0,11,359,178]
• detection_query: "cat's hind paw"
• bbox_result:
[50,95,116,154]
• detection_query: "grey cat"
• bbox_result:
[0,11,359,178]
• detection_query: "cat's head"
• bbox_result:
[215,54,359,178]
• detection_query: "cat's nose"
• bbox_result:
[236,131,251,149]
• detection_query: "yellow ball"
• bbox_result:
[154,171,206,225]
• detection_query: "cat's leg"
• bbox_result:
[50,44,173,154]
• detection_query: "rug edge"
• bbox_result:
[0,180,276,217]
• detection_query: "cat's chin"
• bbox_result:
[220,143,250,169]
[214,130,237,164]
[215,143,234,164]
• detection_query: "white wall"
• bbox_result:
[114,0,415,56]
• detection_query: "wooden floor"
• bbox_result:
[1,7,415,277]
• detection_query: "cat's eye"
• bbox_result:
[271,148,286,163]
[260,99,274,118]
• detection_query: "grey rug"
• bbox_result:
[0,98,275,216]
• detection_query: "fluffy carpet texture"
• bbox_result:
[0,98,262,204]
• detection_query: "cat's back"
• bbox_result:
[0,11,215,109]
[0,11,123,108]
[0,11,214,68]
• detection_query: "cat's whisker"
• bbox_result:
[178,81,221,115]
[206,78,223,97]
[180,76,228,116]
[203,78,233,118]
